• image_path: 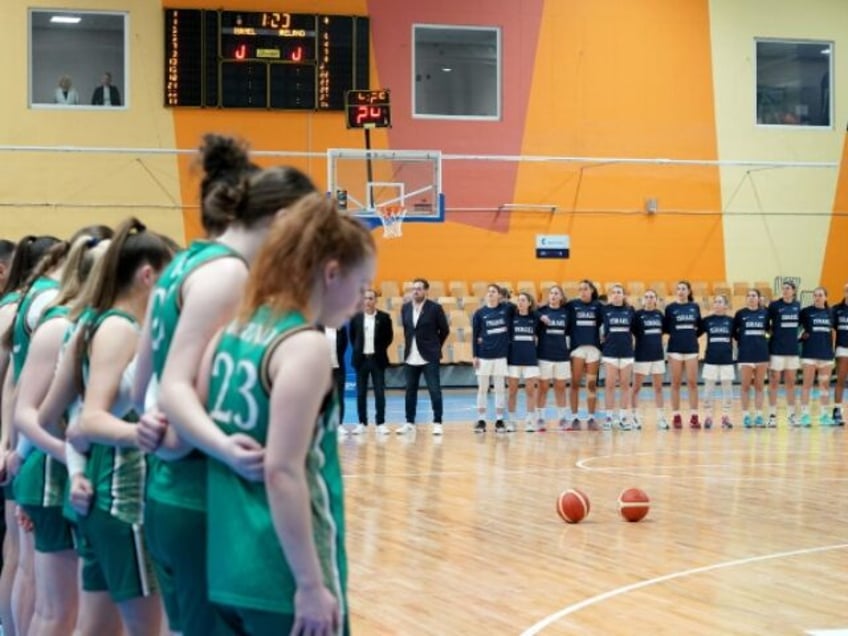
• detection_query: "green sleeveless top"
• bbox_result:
[146,240,243,511]
[82,309,145,525]
[14,306,71,507]
[12,277,59,381]
[206,307,347,615]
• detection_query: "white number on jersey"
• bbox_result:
[209,351,259,431]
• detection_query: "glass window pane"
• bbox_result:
[30,10,127,109]
[756,39,831,127]
[414,26,500,119]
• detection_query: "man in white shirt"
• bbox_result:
[348,289,394,435]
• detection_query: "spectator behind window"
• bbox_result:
[91,71,122,106]
[54,75,80,105]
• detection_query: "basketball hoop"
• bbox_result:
[376,205,406,239]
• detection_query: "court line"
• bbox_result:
[520,543,848,635]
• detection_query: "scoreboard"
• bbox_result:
[165,9,370,110]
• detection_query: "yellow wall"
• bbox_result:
[0,0,184,241]
[710,0,848,287]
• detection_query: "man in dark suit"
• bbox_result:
[348,289,394,435]
[91,72,122,106]
[399,278,450,435]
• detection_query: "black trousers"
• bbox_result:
[333,367,346,424]
[355,356,386,425]
[404,362,443,424]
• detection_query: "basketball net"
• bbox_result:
[377,205,406,239]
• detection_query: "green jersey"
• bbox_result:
[14,306,71,508]
[82,309,145,525]
[146,240,243,511]
[206,307,347,615]
[12,277,59,381]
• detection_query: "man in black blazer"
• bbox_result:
[91,72,122,106]
[399,278,450,435]
[348,289,394,435]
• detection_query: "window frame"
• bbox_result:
[28,8,131,110]
[753,37,833,130]
[411,23,502,122]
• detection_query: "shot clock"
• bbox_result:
[165,9,369,110]
[345,90,391,129]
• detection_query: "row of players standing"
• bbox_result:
[471,280,848,432]
[0,135,370,636]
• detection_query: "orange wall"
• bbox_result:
[822,135,848,297]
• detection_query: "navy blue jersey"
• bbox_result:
[508,312,538,366]
[733,307,770,363]
[633,309,664,362]
[834,301,848,348]
[566,299,602,349]
[601,304,635,358]
[701,314,734,365]
[536,305,570,361]
[664,302,702,354]
[472,303,512,359]
[799,306,834,360]
[767,299,801,355]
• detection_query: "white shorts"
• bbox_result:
[801,358,834,370]
[571,345,601,363]
[737,361,768,369]
[633,360,665,376]
[837,347,848,358]
[769,355,800,371]
[668,352,699,362]
[702,364,735,382]
[476,357,508,377]
[508,365,540,379]
[602,357,634,369]
[539,360,572,381]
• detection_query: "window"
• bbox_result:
[413,25,500,120]
[29,10,128,109]
[756,39,832,127]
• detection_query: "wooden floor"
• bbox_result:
[340,415,848,635]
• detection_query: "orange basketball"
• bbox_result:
[618,487,650,522]
[556,488,590,524]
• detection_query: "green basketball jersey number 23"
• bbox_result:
[205,307,348,616]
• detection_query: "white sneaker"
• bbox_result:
[524,419,536,432]
[505,420,516,433]
[432,424,443,436]
[632,414,642,430]
[337,426,348,437]
[351,424,366,435]
[396,423,415,435]
[376,424,390,435]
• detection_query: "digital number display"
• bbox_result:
[165,9,370,110]
[345,90,391,129]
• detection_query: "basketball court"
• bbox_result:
[340,398,848,634]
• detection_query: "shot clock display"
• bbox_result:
[165,9,369,110]
[345,90,391,128]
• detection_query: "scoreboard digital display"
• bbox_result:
[165,9,370,110]
[345,90,391,128]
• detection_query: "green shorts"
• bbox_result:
[19,504,74,553]
[76,507,157,602]
[144,499,224,634]
[216,605,350,636]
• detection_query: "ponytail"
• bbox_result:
[88,217,172,313]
